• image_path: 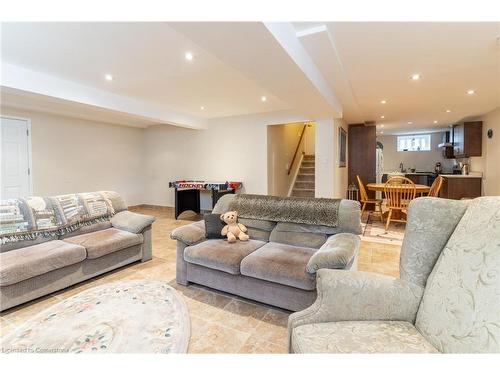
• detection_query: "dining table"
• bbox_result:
[366,182,431,194]
[366,182,431,220]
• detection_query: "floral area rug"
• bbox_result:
[361,211,405,245]
[1,280,190,353]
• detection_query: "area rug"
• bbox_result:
[1,280,190,353]
[361,212,405,245]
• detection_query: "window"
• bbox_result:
[397,134,431,152]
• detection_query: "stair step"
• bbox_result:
[299,167,315,174]
[294,181,315,189]
[291,188,315,198]
[296,174,315,182]
[303,155,315,160]
[301,161,315,168]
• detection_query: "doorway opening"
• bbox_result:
[267,121,315,197]
[1,116,33,199]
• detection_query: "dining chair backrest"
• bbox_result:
[356,175,368,202]
[428,176,444,197]
[384,176,417,209]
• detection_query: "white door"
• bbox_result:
[1,117,32,200]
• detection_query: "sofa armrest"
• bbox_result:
[288,269,424,348]
[306,233,359,274]
[111,211,155,234]
[170,220,206,245]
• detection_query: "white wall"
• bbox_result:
[1,105,353,207]
[304,124,315,155]
[315,119,335,198]
[1,107,145,205]
[470,106,500,196]
[377,132,454,173]
[143,110,311,208]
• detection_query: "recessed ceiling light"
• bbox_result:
[466,89,475,95]
[407,121,413,125]
[446,109,451,113]
[104,74,113,81]
[185,52,194,61]
[200,106,205,110]
[380,115,385,119]
[410,73,421,81]
[380,100,387,104]
[433,120,438,124]
[261,96,267,102]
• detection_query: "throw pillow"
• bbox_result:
[204,213,225,239]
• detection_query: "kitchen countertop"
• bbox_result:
[439,172,482,178]
[382,171,436,175]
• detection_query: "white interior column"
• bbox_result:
[314,118,335,198]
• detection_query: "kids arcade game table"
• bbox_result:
[169,180,242,219]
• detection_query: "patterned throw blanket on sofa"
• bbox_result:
[0,192,115,244]
[229,194,340,227]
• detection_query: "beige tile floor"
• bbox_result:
[0,207,402,353]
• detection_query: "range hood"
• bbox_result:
[438,142,453,148]
[438,129,453,148]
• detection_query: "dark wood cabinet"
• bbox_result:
[348,124,376,200]
[439,177,482,200]
[453,121,483,158]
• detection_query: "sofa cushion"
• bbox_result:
[292,321,438,353]
[63,228,143,259]
[59,221,112,239]
[238,218,276,232]
[238,218,276,242]
[338,199,363,234]
[240,242,316,290]
[0,240,86,286]
[275,222,340,235]
[246,227,272,242]
[0,236,52,253]
[269,227,327,249]
[184,239,266,275]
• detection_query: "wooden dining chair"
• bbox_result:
[383,176,416,230]
[428,176,444,197]
[356,175,383,222]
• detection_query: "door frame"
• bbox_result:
[1,115,34,196]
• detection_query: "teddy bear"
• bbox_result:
[220,211,250,243]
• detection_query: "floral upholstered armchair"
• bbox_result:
[288,196,500,353]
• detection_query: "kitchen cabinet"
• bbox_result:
[439,176,482,200]
[453,121,483,158]
[348,124,376,199]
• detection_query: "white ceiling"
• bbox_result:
[1,22,499,132]
[0,22,290,119]
[295,22,500,133]
[1,87,162,127]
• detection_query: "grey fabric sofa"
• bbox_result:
[171,194,362,311]
[288,196,500,353]
[0,191,155,311]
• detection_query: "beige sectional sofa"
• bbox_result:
[0,191,155,311]
[172,194,362,311]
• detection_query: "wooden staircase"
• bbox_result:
[291,155,315,198]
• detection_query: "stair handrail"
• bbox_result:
[287,123,308,175]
